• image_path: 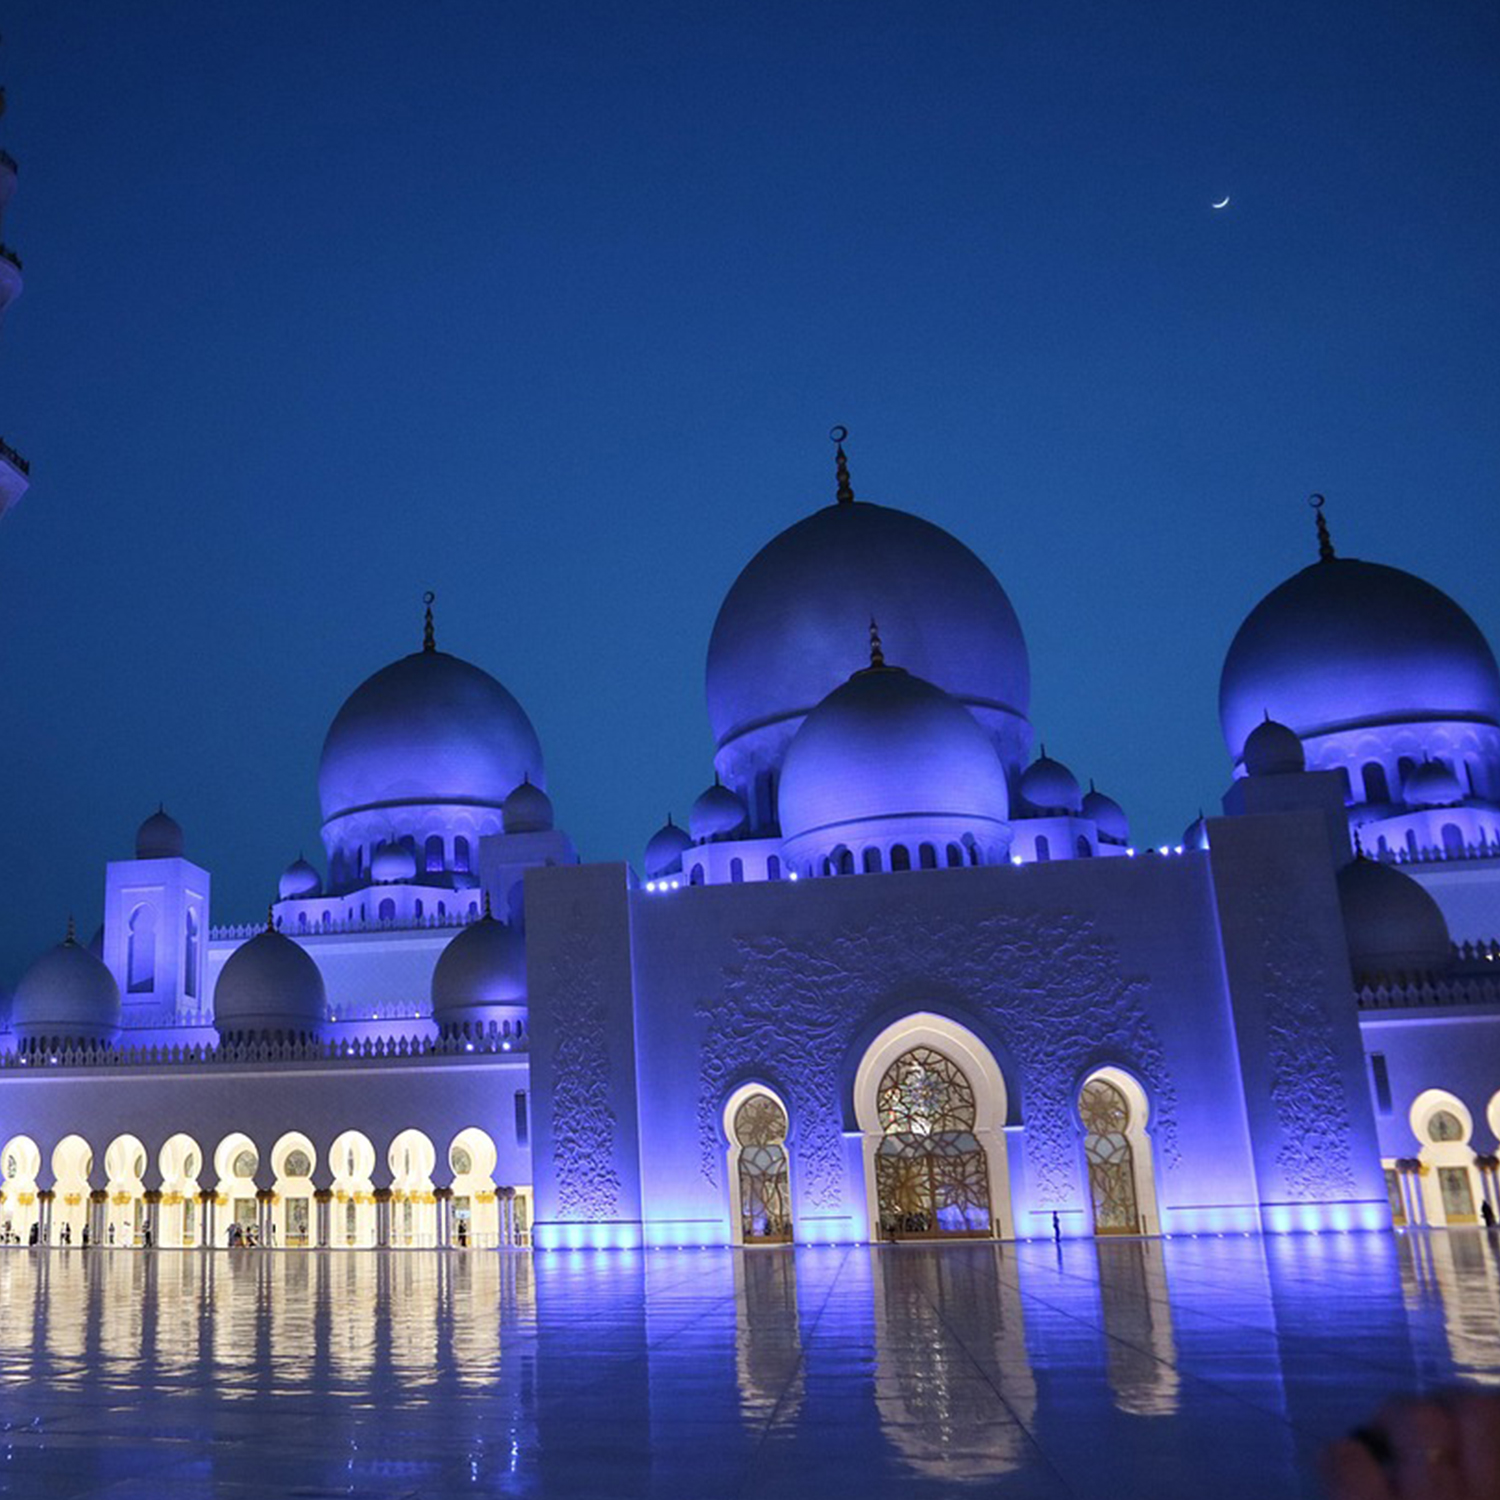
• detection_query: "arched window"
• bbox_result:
[453,836,471,873]
[730,1092,792,1244]
[1035,835,1051,863]
[183,908,200,998]
[297,912,308,931]
[835,846,854,875]
[890,844,911,872]
[690,864,705,887]
[127,904,156,993]
[946,843,964,868]
[1362,762,1390,804]
[1076,836,1093,858]
[424,835,445,873]
[378,898,396,922]
[1079,1077,1142,1234]
[1442,823,1465,858]
[1405,828,1419,858]
[863,847,882,874]
[1397,756,1417,790]
[965,837,980,866]
[918,843,937,869]
[767,855,781,882]
[730,857,744,884]
[413,899,424,919]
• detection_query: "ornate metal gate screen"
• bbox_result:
[875,1046,991,1238]
[1080,1077,1140,1234]
[733,1093,792,1243]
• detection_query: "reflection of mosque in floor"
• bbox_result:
[1,439,1499,1252]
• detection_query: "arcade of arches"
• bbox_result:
[0,1127,531,1250]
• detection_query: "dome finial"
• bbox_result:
[65,913,76,945]
[422,591,437,652]
[482,889,493,920]
[1353,826,1368,861]
[868,616,885,669]
[1309,493,1334,563]
[831,426,854,506]
[265,903,276,933]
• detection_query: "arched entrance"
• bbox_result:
[0,1135,42,1244]
[50,1135,93,1245]
[1078,1069,1160,1236]
[388,1129,437,1247]
[214,1132,261,1245]
[854,1014,1012,1241]
[724,1085,793,1244]
[448,1128,499,1249]
[158,1134,203,1247]
[330,1130,377,1247]
[1412,1090,1481,1226]
[104,1134,149,1247]
[270,1132,317,1248]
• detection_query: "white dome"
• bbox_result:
[503,777,554,834]
[431,915,526,1030]
[371,841,418,883]
[1082,786,1129,843]
[1402,760,1464,809]
[643,818,693,879]
[689,781,748,843]
[1019,753,1082,815]
[1337,857,1451,979]
[213,929,326,1042]
[135,806,184,860]
[278,856,322,900]
[11,931,122,1047]
[1243,717,1306,777]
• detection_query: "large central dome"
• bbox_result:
[319,649,544,824]
[707,500,1030,759]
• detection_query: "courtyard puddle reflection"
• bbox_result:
[0,1233,1493,1497]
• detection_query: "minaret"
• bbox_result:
[0,37,30,519]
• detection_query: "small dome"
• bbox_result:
[1336,858,1451,979]
[1082,786,1129,843]
[689,781,748,843]
[1243,717,1306,777]
[213,928,326,1041]
[1019,753,1082,814]
[278,856,322,900]
[431,913,526,1027]
[136,806,184,860]
[1220,556,1500,762]
[644,817,693,879]
[371,841,417,883]
[1403,760,1464,810]
[503,777,554,834]
[779,662,1009,850]
[11,930,122,1046]
[1181,814,1209,852]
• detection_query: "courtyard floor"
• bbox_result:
[0,1230,1496,1498]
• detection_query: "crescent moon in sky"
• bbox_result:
[1212,195,1231,209]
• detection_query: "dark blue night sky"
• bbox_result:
[1,2,1496,981]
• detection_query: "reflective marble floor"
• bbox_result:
[0,1231,1497,1498]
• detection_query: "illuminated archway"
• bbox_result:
[330,1130,377,1247]
[854,1014,1013,1240]
[723,1084,793,1245]
[214,1131,261,1245]
[388,1129,437,1247]
[1410,1089,1480,1226]
[448,1127,499,1248]
[104,1134,149,1247]
[270,1132,317,1248]
[157,1133,203,1247]
[50,1135,93,1246]
[0,1135,42,1243]
[1078,1067,1160,1236]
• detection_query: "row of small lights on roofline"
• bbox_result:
[646,848,1205,891]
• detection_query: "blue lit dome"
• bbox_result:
[502,777,554,834]
[213,929,326,1042]
[778,660,1010,860]
[371,840,417,884]
[1019,753,1082,814]
[1221,557,1500,765]
[11,930,122,1047]
[689,781,748,842]
[1336,857,1451,979]
[135,806,184,860]
[1082,787,1129,843]
[643,817,693,879]
[431,914,526,1029]
[319,649,545,825]
[1243,717,1305,777]
[278,856,322,900]
[1181,813,1209,852]
[1402,760,1464,809]
[707,500,1031,784]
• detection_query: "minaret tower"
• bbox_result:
[0,37,30,518]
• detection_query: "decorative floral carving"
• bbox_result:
[547,904,622,1221]
[696,907,1178,1212]
[1253,887,1358,1200]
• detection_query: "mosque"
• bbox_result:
[0,89,1497,1257]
